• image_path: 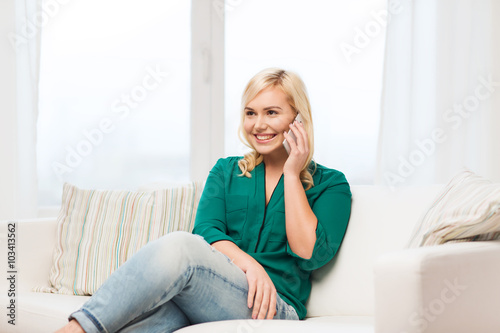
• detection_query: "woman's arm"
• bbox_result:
[282,121,318,259]
[211,240,277,320]
[283,173,317,259]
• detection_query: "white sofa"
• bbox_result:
[2,185,500,333]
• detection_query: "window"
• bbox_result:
[224,0,386,184]
[37,0,191,205]
[37,0,386,208]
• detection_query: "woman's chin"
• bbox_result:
[253,145,287,158]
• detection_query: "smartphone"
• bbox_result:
[283,113,304,154]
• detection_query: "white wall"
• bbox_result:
[0,0,18,220]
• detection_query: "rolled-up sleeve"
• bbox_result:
[192,159,237,245]
[286,175,351,271]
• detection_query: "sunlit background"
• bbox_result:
[37,0,386,205]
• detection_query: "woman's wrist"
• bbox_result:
[233,255,256,273]
[212,240,257,273]
[283,170,301,181]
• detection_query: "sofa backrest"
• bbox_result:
[306,185,442,317]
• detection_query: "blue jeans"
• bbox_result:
[69,232,298,332]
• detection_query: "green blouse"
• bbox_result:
[192,156,351,319]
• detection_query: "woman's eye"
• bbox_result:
[268,110,278,115]
[245,111,255,116]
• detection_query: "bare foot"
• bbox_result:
[55,319,85,333]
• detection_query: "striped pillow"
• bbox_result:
[408,170,500,247]
[36,182,203,295]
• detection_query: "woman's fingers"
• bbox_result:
[252,282,263,319]
[253,282,276,319]
[247,279,256,309]
[283,121,309,176]
[257,286,270,319]
[286,121,308,154]
[295,121,309,153]
[267,291,277,319]
[245,262,277,320]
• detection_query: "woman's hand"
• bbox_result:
[283,120,309,177]
[282,120,318,259]
[211,240,276,319]
[244,261,277,319]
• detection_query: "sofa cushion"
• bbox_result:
[407,170,500,247]
[306,185,441,317]
[0,292,90,333]
[35,182,202,295]
[176,316,374,333]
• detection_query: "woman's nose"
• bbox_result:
[255,115,267,130]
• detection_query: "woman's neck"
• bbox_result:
[261,149,289,174]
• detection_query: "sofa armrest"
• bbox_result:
[0,218,58,293]
[374,241,500,333]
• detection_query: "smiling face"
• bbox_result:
[243,86,297,157]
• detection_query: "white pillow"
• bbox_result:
[407,170,500,247]
[35,182,203,295]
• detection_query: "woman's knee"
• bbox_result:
[158,231,206,250]
[145,232,209,262]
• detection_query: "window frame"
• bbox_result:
[190,0,225,181]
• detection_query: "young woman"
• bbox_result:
[57,68,351,333]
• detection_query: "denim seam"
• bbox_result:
[126,267,194,322]
[145,263,247,321]
[191,265,248,294]
[81,307,108,333]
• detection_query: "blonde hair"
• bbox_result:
[238,68,316,190]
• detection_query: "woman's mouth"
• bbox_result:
[254,134,277,143]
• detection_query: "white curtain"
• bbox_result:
[376,0,500,187]
[13,0,42,218]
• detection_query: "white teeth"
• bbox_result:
[256,134,275,140]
